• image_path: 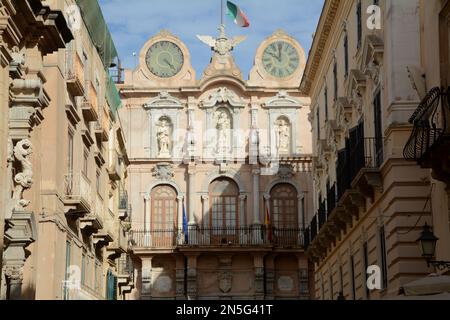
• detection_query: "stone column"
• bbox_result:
[264,194,271,216]
[144,195,151,246]
[232,108,241,160]
[140,256,153,299]
[297,254,310,300]
[187,166,197,244]
[175,255,186,300]
[239,195,247,227]
[252,169,261,225]
[188,167,196,224]
[205,109,213,159]
[187,98,196,159]
[177,195,184,243]
[201,195,209,227]
[2,211,36,300]
[3,265,23,300]
[298,194,305,245]
[265,254,275,300]
[186,254,198,300]
[253,253,265,300]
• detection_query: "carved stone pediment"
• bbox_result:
[263,90,302,108]
[4,211,37,245]
[151,163,175,181]
[200,87,246,109]
[335,98,353,133]
[346,70,366,100]
[144,91,183,109]
[277,163,295,179]
[361,35,384,84]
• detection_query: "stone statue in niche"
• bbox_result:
[275,118,290,154]
[215,109,231,156]
[157,118,171,157]
[12,139,33,211]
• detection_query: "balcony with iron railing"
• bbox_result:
[129,226,304,250]
[63,173,92,216]
[306,133,384,262]
[81,81,99,122]
[404,87,450,185]
[118,190,128,219]
[117,254,134,295]
[107,221,128,259]
[80,194,104,233]
[108,150,121,181]
[65,49,85,97]
[94,143,106,167]
[95,108,109,142]
[93,203,115,247]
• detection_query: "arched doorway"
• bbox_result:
[151,185,177,246]
[270,184,298,228]
[209,178,239,244]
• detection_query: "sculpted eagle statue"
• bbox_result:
[197,25,246,57]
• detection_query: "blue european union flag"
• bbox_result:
[182,203,188,244]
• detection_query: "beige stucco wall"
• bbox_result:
[120,28,314,300]
[302,0,440,299]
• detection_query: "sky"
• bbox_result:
[98,0,324,79]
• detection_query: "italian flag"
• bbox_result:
[265,205,272,241]
[227,1,250,28]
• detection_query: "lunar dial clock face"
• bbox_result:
[146,41,184,78]
[262,41,300,78]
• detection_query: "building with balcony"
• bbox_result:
[118,27,314,300]
[0,0,132,300]
[401,0,450,291]
[300,0,437,299]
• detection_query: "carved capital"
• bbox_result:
[4,265,23,282]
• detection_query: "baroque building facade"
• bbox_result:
[119,27,314,299]
[402,0,450,289]
[302,0,450,300]
[0,0,133,300]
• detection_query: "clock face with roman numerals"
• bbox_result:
[145,41,184,78]
[262,41,300,78]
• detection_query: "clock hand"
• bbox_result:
[163,58,175,70]
[277,44,282,62]
[267,52,281,62]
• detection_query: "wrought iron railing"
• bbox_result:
[118,255,134,283]
[63,172,92,207]
[326,184,336,217]
[119,190,128,211]
[337,136,384,200]
[404,87,448,163]
[304,227,310,249]
[310,215,318,243]
[318,201,327,230]
[129,226,304,248]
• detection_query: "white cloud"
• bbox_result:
[99,0,324,78]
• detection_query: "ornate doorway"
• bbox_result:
[209,178,239,244]
[151,185,177,246]
[270,184,298,245]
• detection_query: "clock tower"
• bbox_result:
[118,26,313,300]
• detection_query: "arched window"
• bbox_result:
[270,184,298,228]
[151,185,177,230]
[209,178,239,230]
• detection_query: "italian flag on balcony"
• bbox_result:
[265,205,272,241]
[227,1,250,28]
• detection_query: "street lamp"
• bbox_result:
[417,223,450,271]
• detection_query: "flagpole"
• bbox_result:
[221,0,224,26]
